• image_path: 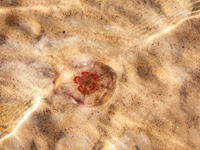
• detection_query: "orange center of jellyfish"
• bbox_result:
[73,72,98,94]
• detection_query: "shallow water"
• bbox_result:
[0,0,200,149]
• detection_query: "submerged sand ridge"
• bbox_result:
[0,0,200,149]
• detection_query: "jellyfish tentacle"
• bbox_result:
[90,73,98,81]
[89,83,97,91]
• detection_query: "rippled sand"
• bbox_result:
[0,0,200,149]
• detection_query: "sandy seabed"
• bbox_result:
[0,0,200,149]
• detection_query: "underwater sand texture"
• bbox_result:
[0,0,200,149]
